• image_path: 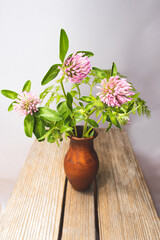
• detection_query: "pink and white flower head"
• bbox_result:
[97,75,135,107]
[13,91,41,116]
[60,52,91,83]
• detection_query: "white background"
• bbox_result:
[0,0,160,215]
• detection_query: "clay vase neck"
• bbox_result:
[64,126,99,191]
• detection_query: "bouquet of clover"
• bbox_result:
[1,29,151,146]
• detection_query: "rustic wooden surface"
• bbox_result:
[95,129,160,240]
[61,183,95,240]
[0,129,159,240]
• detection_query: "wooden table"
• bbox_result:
[0,129,159,239]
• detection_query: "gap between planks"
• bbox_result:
[57,178,100,240]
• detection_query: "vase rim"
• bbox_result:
[69,125,98,141]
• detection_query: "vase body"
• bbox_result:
[64,126,99,191]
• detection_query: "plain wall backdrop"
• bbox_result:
[0,0,160,216]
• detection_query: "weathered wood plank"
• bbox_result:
[95,129,160,240]
[61,182,95,240]
[0,138,69,240]
[0,129,159,240]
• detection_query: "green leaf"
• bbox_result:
[78,51,94,57]
[60,111,69,121]
[45,92,55,107]
[136,97,151,119]
[111,62,117,76]
[117,72,127,78]
[105,122,112,132]
[64,115,71,125]
[60,126,73,133]
[84,103,93,112]
[74,112,85,122]
[80,96,92,102]
[8,102,15,111]
[70,119,76,127]
[117,115,129,125]
[102,112,107,124]
[83,76,90,84]
[92,67,107,79]
[106,114,111,122]
[89,130,95,137]
[68,51,94,58]
[57,101,71,114]
[75,84,81,98]
[67,51,94,60]
[41,64,61,85]
[109,112,121,129]
[67,92,73,111]
[55,86,60,91]
[127,81,137,92]
[79,102,84,107]
[24,114,34,137]
[33,117,46,141]
[38,107,63,122]
[39,86,53,100]
[59,29,69,63]
[1,90,18,99]
[22,80,31,92]
[56,140,60,147]
[71,83,76,89]
[40,117,54,127]
[93,100,107,110]
[127,102,134,113]
[47,129,61,143]
[48,134,62,145]
[104,69,111,79]
[47,133,56,143]
[87,119,98,128]
[70,90,78,97]
[132,92,140,99]
[56,93,64,104]
[95,110,100,118]
[38,127,54,141]
[110,108,124,114]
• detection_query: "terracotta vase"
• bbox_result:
[64,126,99,191]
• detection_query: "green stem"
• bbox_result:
[97,114,103,123]
[82,108,96,137]
[76,84,81,98]
[60,75,78,137]
[60,75,66,100]
[89,83,94,96]
[82,118,88,137]
[89,108,96,116]
[74,126,78,137]
[73,102,78,107]
[85,115,103,137]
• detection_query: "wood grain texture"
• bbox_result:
[0,129,160,240]
[61,182,95,240]
[95,129,160,240]
[0,138,69,240]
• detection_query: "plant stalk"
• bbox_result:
[89,83,94,96]
[76,84,81,98]
[82,108,96,137]
[82,118,88,137]
[89,108,96,116]
[60,75,66,99]
[74,126,78,137]
[84,114,103,137]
